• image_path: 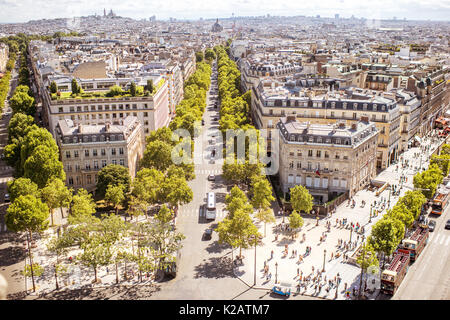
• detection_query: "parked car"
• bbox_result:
[208,174,216,181]
[202,119,205,126]
[203,228,213,240]
[272,282,291,297]
[445,219,450,230]
[4,193,10,203]
[428,220,436,232]
[213,117,218,121]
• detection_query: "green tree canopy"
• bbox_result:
[96,164,131,198]
[105,184,126,214]
[7,177,39,203]
[290,185,314,214]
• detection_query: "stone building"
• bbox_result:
[55,116,143,192]
[277,116,379,203]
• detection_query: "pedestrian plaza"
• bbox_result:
[235,132,447,299]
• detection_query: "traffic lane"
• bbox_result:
[393,201,450,300]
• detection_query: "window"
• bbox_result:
[101,149,106,156]
[119,159,125,166]
[93,149,98,156]
[308,150,313,157]
[289,161,294,169]
[87,175,92,184]
[68,177,73,185]
[59,107,63,113]
[74,151,79,158]
[111,148,116,155]
[323,178,328,188]
[297,162,302,169]
[76,176,81,185]
[94,161,99,169]
[316,150,321,158]
[288,174,294,184]
[295,175,301,184]
[112,159,117,165]
[66,151,71,158]
[102,160,107,168]
[85,150,89,157]
[306,177,312,186]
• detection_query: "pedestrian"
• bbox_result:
[271,250,274,259]
[297,268,300,276]
[331,252,334,260]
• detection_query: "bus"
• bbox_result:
[380,251,410,295]
[431,191,449,215]
[206,192,216,220]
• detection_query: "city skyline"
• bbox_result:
[0,0,449,23]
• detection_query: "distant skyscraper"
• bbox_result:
[335,14,339,19]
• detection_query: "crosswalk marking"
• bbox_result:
[431,234,450,246]
[445,237,450,247]
[439,234,445,245]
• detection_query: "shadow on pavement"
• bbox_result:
[193,256,234,279]
[205,240,230,254]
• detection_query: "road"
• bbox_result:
[393,204,450,300]
[149,61,316,300]
[0,55,27,300]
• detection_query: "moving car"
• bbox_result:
[428,220,436,232]
[272,282,291,297]
[213,117,218,121]
[445,219,450,230]
[4,193,10,203]
[203,228,213,240]
[202,119,205,126]
[208,174,216,181]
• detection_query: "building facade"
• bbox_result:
[252,80,400,170]
[55,116,144,192]
[277,116,379,203]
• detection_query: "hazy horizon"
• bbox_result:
[0,0,449,24]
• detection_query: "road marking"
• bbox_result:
[433,234,441,244]
[445,236,450,247]
[440,235,445,245]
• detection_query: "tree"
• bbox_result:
[159,174,193,210]
[7,177,39,203]
[155,204,173,225]
[397,190,427,219]
[141,140,173,172]
[105,184,125,214]
[106,85,123,97]
[131,168,164,206]
[430,154,450,177]
[225,188,253,219]
[388,203,415,231]
[71,78,80,94]
[7,112,35,144]
[10,90,35,115]
[129,82,137,96]
[254,207,275,237]
[96,164,131,198]
[77,233,113,283]
[50,81,58,94]
[368,218,403,268]
[46,236,69,290]
[355,242,379,299]
[290,185,314,214]
[216,208,261,258]
[250,176,274,213]
[440,144,450,156]
[288,211,304,239]
[40,178,72,226]
[23,145,65,188]
[69,188,96,224]
[195,51,204,63]
[413,163,443,199]
[19,126,60,176]
[5,195,49,292]
[204,48,216,61]
[145,79,154,93]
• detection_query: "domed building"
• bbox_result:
[211,19,223,32]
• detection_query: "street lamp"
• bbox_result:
[252,236,257,286]
[369,204,373,223]
[349,226,353,243]
[322,249,327,272]
[275,262,278,284]
[388,185,391,209]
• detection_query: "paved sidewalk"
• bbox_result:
[234,133,447,300]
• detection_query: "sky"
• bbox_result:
[0,0,449,23]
